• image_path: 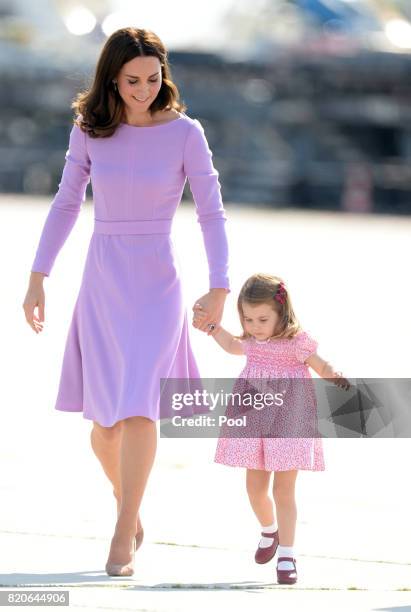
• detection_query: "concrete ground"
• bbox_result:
[1,196,410,610]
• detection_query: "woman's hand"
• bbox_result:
[192,289,228,336]
[23,272,46,334]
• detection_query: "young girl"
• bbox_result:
[193,273,349,585]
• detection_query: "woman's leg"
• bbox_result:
[246,468,276,525]
[272,469,298,545]
[90,420,142,534]
[90,420,123,502]
[107,415,157,564]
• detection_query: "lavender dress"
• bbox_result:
[31,112,230,427]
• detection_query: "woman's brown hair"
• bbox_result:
[235,273,302,341]
[71,27,187,138]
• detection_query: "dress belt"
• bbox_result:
[93,218,173,235]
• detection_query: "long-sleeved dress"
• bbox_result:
[31,112,230,427]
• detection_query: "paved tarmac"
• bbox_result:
[1,195,410,610]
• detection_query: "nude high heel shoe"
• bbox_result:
[105,536,136,577]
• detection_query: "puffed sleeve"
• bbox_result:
[295,330,319,364]
[183,119,230,292]
[31,121,91,276]
[240,337,252,355]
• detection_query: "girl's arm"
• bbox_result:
[305,353,350,390]
[209,324,245,355]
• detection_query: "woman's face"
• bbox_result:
[116,55,162,113]
[242,301,280,340]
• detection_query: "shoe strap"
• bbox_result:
[277,556,296,564]
[261,530,278,537]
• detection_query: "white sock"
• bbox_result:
[258,520,278,548]
[277,545,296,570]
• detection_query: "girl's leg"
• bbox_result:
[90,420,142,534]
[106,415,157,565]
[246,468,276,525]
[272,469,298,545]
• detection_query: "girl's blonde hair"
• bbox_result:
[235,273,302,341]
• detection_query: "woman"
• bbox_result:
[22,27,230,576]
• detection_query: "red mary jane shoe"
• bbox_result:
[254,529,279,564]
[276,556,298,584]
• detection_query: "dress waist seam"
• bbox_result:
[93,218,173,235]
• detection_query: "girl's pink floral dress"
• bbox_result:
[214,330,326,472]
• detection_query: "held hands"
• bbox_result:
[23,272,46,334]
[192,289,227,336]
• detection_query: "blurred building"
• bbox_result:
[1,0,411,213]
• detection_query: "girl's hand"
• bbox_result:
[308,356,351,391]
[192,289,227,336]
[23,273,46,334]
[328,371,351,391]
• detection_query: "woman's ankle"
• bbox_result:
[114,519,137,540]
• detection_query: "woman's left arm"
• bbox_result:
[183,119,230,332]
[192,289,228,334]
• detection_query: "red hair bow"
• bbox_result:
[274,281,287,305]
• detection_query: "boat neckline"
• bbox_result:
[119,113,184,129]
[253,331,304,344]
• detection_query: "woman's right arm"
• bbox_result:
[23,120,91,333]
[209,324,245,355]
[30,121,91,276]
[23,272,46,334]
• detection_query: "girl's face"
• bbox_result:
[242,302,280,340]
[116,56,162,116]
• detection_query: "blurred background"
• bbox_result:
[2,0,411,213]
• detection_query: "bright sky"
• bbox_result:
[104,0,236,50]
[63,0,411,53]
